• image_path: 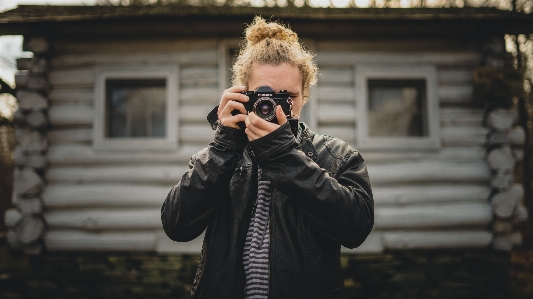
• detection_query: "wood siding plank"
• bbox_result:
[383,230,492,249]
[44,230,156,251]
[317,52,481,66]
[367,161,490,185]
[44,208,162,230]
[373,184,491,206]
[46,165,189,184]
[42,184,173,208]
[375,202,492,229]
[49,104,93,127]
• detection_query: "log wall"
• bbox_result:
[7,36,522,254]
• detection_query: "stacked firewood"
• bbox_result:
[485,108,529,250]
[5,37,50,254]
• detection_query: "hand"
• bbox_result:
[218,86,249,129]
[245,105,288,141]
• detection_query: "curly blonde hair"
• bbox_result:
[232,16,318,103]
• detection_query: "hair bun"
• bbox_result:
[245,16,298,46]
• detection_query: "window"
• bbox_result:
[356,65,439,149]
[94,66,178,150]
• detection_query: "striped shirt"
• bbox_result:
[243,168,272,299]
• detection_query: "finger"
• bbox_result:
[275,105,287,125]
[246,113,278,137]
[247,112,279,131]
[221,100,247,118]
[218,86,248,115]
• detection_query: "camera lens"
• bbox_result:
[253,98,277,121]
[258,102,273,116]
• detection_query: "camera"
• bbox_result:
[233,86,293,124]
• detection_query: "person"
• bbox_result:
[161,16,374,299]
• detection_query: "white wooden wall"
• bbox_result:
[43,38,492,253]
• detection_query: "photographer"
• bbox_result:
[161,16,374,299]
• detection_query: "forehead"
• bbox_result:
[248,63,303,92]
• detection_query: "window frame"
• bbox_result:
[93,66,179,150]
[355,65,440,149]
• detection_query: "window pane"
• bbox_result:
[106,79,166,138]
[367,79,427,137]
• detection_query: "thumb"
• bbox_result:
[276,105,287,125]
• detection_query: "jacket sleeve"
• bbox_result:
[249,122,374,249]
[161,124,247,242]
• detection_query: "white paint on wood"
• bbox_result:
[438,84,473,104]
[317,86,354,102]
[47,144,202,165]
[181,125,215,144]
[48,88,93,104]
[317,52,481,66]
[375,202,492,229]
[316,125,355,143]
[383,230,492,250]
[48,128,92,144]
[317,103,356,125]
[367,161,490,185]
[53,39,217,54]
[440,125,488,146]
[341,231,383,254]
[181,87,219,104]
[362,146,486,163]
[44,230,156,251]
[46,165,189,184]
[437,68,473,84]
[319,67,354,85]
[439,107,483,126]
[44,208,162,230]
[181,66,218,86]
[48,68,93,88]
[373,184,490,206]
[51,51,218,68]
[42,184,173,208]
[180,104,216,123]
[48,104,93,127]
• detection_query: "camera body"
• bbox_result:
[241,86,293,124]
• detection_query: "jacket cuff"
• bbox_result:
[213,124,248,149]
[249,122,298,162]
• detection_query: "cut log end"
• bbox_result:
[16,216,46,245]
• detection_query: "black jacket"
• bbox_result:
[161,121,374,299]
